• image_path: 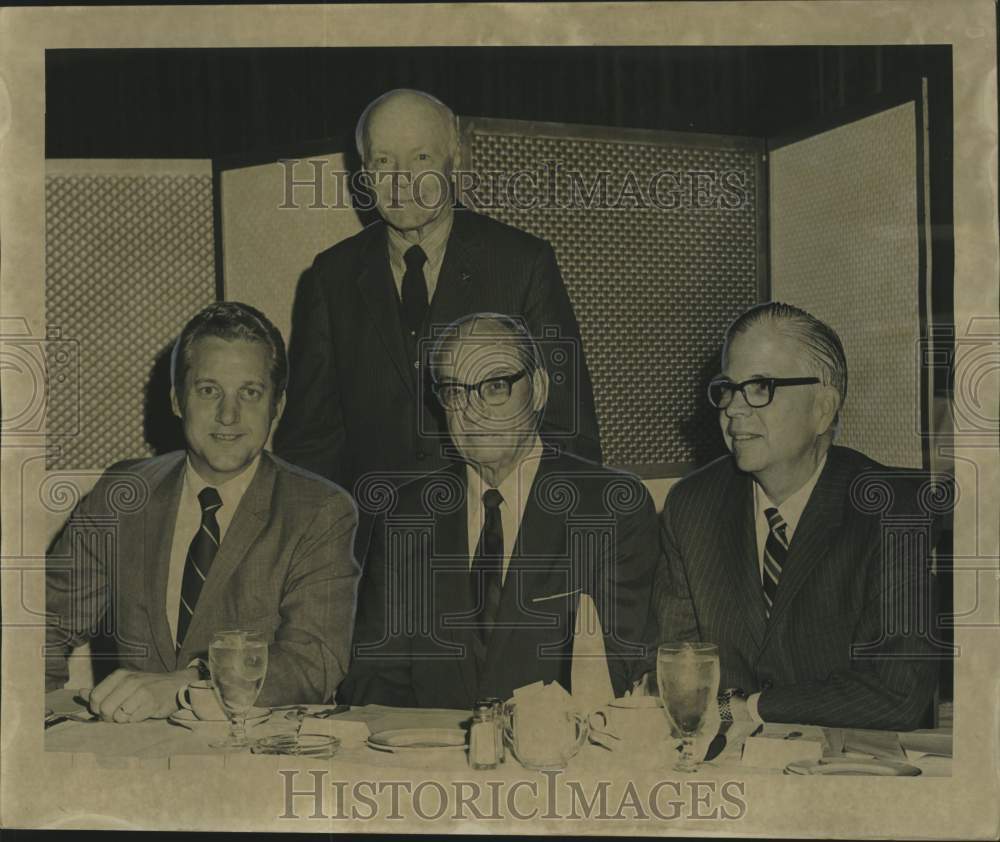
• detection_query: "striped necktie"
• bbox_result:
[176,486,222,650]
[762,506,788,618]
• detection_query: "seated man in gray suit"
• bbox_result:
[652,301,948,730]
[339,314,658,709]
[45,302,360,722]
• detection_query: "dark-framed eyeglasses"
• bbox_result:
[432,370,529,411]
[707,376,820,409]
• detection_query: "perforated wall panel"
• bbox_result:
[45,160,216,470]
[770,103,925,469]
[461,120,762,471]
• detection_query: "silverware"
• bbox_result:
[44,711,98,728]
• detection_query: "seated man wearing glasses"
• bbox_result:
[651,301,947,730]
[339,313,658,709]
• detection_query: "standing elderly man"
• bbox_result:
[45,302,360,721]
[652,301,946,730]
[338,314,656,709]
[274,89,601,557]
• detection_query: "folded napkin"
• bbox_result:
[570,593,614,713]
[298,717,371,744]
[840,728,907,761]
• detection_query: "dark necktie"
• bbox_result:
[176,487,222,649]
[401,244,429,337]
[471,488,504,650]
[762,506,789,618]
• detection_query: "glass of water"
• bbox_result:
[208,629,268,749]
[656,642,721,773]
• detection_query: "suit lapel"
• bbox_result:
[178,455,275,655]
[427,210,484,327]
[485,453,571,671]
[353,225,415,396]
[716,469,768,651]
[143,456,186,671]
[761,453,846,646]
[430,466,480,703]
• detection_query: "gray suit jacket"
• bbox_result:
[45,451,360,706]
[653,445,948,730]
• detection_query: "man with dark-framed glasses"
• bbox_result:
[650,301,947,730]
[338,313,658,709]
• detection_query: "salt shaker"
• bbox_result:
[469,701,499,769]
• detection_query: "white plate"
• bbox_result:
[367,728,467,753]
[785,757,922,776]
[168,707,271,732]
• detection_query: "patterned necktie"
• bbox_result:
[176,487,222,649]
[471,488,504,650]
[762,506,789,617]
[401,244,429,337]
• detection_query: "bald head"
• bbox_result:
[356,89,459,236]
[430,314,544,382]
[355,89,459,163]
[430,314,549,485]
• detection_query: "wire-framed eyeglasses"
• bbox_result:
[432,370,529,411]
[708,376,820,409]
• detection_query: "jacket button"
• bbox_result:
[760,679,773,691]
[416,451,426,461]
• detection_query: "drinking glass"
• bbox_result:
[208,629,268,749]
[656,642,720,773]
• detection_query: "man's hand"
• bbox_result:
[87,667,198,723]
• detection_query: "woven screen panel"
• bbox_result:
[770,103,924,469]
[45,162,216,470]
[462,121,761,469]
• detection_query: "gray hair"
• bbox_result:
[354,88,459,161]
[724,301,848,421]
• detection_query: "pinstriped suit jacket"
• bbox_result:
[274,209,601,504]
[45,451,360,706]
[654,445,945,730]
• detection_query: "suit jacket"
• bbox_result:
[273,209,602,507]
[338,447,658,709]
[653,445,947,730]
[45,451,361,706]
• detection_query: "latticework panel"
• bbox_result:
[770,103,924,469]
[462,122,761,469]
[45,162,216,470]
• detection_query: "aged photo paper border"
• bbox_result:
[1,1,998,836]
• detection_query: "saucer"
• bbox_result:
[168,707,271,732]
[785,757,922,776]
[367,728,467,753]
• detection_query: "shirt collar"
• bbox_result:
[184,453,261,514]
[386,204,454,271]
[754,453,828,536]
[465,435,545,507]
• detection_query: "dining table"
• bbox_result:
[44,688,952,778]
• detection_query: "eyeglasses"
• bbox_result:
[432,370,529,411]
[707,376,820,409]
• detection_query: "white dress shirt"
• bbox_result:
[746,454,827,724]
[165,455,261,645]
[386,204,454,304]
[465,435,545,584]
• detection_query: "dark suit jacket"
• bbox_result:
[45,451,361,706]
[274,209,602,506]
[653,445,948,730]
[338,447,658,709]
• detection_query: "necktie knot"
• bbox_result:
[764,506,786,535]
[483,488,504,511]
[404,244,427,269]
[198,486,222,513]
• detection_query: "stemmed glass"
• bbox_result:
[208,629,268,750]
[656,642,721,773]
